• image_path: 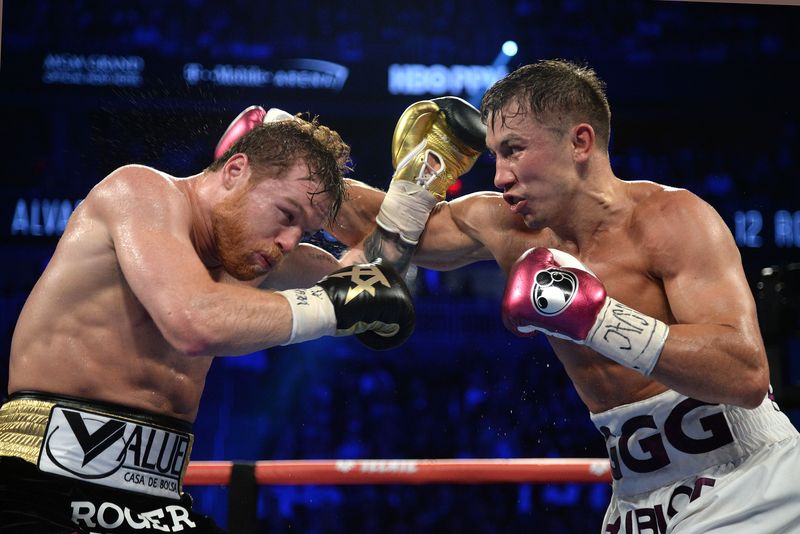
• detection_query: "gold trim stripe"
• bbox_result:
[0,398,54,464]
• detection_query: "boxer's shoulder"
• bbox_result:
[85,165,186,222]
[627,182,709,242]
[627,180,704,222]
[98,164,179,196]
[626,182,731,276]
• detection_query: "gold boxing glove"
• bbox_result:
[376,97,485,246]
[391,96,485,200]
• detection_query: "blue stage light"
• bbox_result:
[502,40,518,57]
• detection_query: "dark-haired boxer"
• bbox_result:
[1,110,415,532]
[330,60,800,532]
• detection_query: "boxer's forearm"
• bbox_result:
[649,323,769,409]
[363,226,416,275]
[329,180,417,273]
[171,286,295,356]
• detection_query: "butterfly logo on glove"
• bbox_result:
[532,268,578,316]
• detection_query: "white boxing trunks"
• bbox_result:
[591,389,800,533]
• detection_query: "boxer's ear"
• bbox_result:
[572,123,595,164]
[221,154,249,190]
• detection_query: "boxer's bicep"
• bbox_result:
[413,194,495,270]
[656,193,755,331]
[646,191,769,404]
[99,169,219,343]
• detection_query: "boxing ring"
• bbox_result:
[184,458,611,529]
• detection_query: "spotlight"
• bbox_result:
[493,40,519,67]
[502,40,518,57]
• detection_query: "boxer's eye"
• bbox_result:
[280,209,295,224]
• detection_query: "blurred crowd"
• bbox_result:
[7,0,796,66]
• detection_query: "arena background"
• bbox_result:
[1,0,799,531]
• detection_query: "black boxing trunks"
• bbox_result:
[0,391,225,533]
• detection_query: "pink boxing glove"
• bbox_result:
[502,248,606,340]
[213,105,294,160]
[502,248,669,375]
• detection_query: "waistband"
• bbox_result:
[0,391,194,500]
[590,389,798,498]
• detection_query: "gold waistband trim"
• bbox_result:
[0,398,55,464]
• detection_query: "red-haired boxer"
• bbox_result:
[0,110,414,532]
[330,60,800,532]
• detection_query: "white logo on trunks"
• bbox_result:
[327,264,391,304]
[39,406,192,500]
[71,501,196,532]
[44,411,128,478]
[531,268,578,316]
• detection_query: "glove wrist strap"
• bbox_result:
[375,180,438,246]
[585,298,669,376]
[276,287,336,345]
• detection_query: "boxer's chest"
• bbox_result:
[495,226,672,322]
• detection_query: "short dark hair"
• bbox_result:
[480,59,612,150]
[207,115,351,223]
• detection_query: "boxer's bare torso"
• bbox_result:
[334,175,767,413]
[413,179,766,413]
[424,183,674,413]
[10,164,339,421]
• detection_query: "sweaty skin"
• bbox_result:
[10,158,341,421]
[330,104,768,414]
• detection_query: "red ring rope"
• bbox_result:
[184,458,612,486]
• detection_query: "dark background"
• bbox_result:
[1,1,799,531]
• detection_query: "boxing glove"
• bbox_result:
[376,96,486,245]
[214,105,294,160]
[277,261,415,350]
[502,248,669,375]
